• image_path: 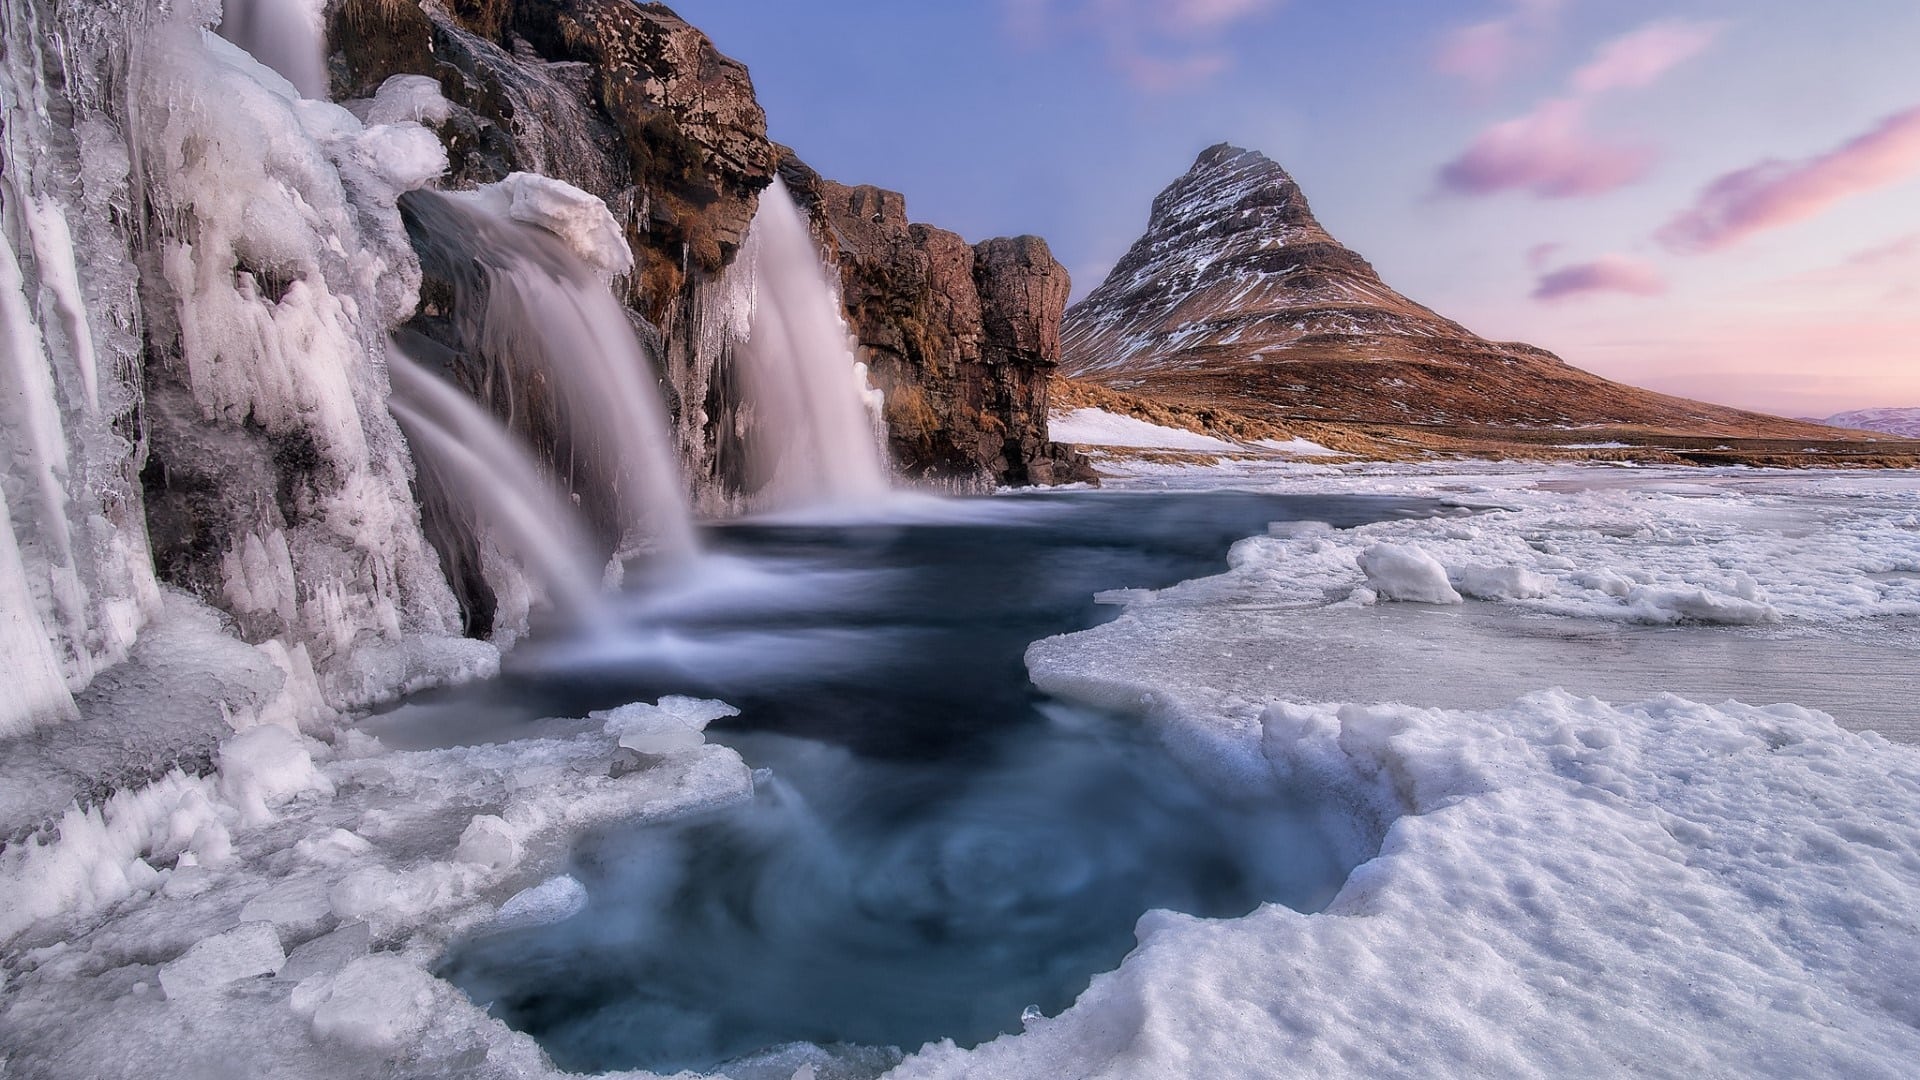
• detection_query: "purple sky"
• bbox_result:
[668,0,1920,416]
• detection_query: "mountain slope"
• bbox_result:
[1820,409,1920,439]
[1061,145,1842,439]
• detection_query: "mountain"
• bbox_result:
[1819,409,1920,439]
[1061,144,1840,439]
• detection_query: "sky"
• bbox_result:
[667,0,1920,417]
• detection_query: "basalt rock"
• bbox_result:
[783,162,1093,488]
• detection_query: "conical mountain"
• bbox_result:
[1062,144,1836,436]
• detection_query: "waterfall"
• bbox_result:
[217,0,328,99]
[737,177,893,507]
[387,352,605,623]
[398,184,698,565]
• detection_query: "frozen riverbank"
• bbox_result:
[4,462,1919,1078]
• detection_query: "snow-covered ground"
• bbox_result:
[5,459,1920,1078]
[1050,407,1341,456]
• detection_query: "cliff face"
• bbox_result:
[782,165,1091,488]
[332,0,1085,499]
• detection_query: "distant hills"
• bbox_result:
[1816,409,1920,439]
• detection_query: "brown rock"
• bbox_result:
[781,165,1089,488]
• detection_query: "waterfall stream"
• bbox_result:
[387,352,606,622]
[399,187,699,565]
[736,177,893,508]
[217,0,327,99]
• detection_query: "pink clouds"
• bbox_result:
[1531,254,1667,301]
[1570,19,1723,94]
[1440,99,1653,197]
[1434,0,1563,90]
[1001,0,1281,91]
[1846,233,1920,268]
[1437,18,1722,199]
[1659,106,1920,253]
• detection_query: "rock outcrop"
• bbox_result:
[1062,144,1834,437]
[784,164,1091,487]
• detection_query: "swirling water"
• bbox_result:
[399,491,1443,1074]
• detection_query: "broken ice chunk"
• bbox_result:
[157,922,285,998]
[295,955,439,1051]
[238,877,335,939]
[593,696,739,756]
[492,875,588,932]
[453,814,521,871]
[279,921,372,984]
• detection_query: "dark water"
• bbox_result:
[401,491,1440,1076]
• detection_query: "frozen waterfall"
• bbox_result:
[736,177,893,507]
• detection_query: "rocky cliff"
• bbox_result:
[332,0,1085,501]
[781,162,1091,487]
[1063,144,1836,437]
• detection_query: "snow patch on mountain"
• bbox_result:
[1822,408,1920,439]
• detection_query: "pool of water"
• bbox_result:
[386,490,1442,1075]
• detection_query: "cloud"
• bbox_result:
[1570,19,1723,94]
[1434,0,1564,90]
[1659,106,1920,253]
[1526,241,1564,270]
[1846,233,1920,267]
[1531,254,1668,300]
[1438,17,1721,199]
[1000,0,1282,91]
[1439,98,1653,197]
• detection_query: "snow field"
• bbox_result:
[896,690,1920,1079]
[933,461,1920,1076]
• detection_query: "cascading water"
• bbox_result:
[399,180,698,564]
[217,0,328,99]
[736,177,893,507]
[386,351,606,622]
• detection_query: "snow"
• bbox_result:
[456,172,637,279]
[1254,436,1344,457]
[1357,543,1462,604]
[1050,408,1241,452]
[0,686,754,1077]
[365,74,454,127]
[1822,407,1920,439]
[597,695,740,755]
[3,2,1919,1066]
[5,456,1920,1077]
[492,875,591,932]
